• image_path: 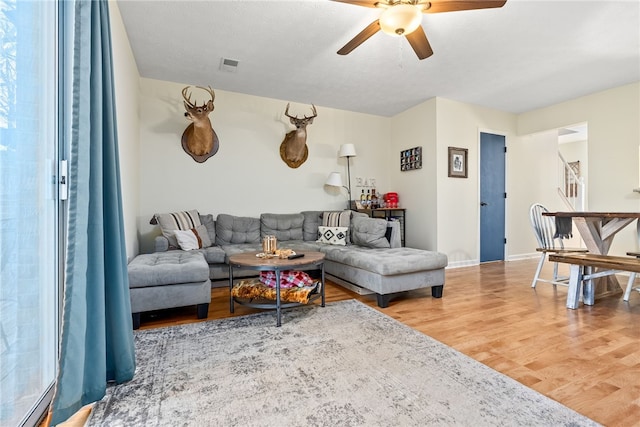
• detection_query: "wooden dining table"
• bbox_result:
[542,211,640,298]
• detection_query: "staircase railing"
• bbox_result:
[558,152,585,211]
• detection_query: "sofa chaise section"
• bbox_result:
[320,246,448,307]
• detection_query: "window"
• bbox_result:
[0,1,61,425]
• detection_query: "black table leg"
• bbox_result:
[229,264,234,313]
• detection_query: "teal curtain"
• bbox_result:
[50,0,135,424]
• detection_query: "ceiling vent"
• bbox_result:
[220,58,239,73]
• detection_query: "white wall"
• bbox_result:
[390,97,518,265]
[507,130,564,258]
[390,98,437,250]
[434,98,517,266]
[136,78,391,253]
[517,82,640,255]
[109,1,140,260]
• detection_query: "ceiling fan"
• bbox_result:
[334,0,507,60]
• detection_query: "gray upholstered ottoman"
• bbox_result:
[322,246,448,308]
[128,251,211,329]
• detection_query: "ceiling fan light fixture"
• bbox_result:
[379,4,422,37]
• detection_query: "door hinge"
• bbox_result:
[59,160,68,201]
[504,146,507,153]
[504,192,507,198]
[504,238,507,244]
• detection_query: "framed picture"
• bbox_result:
[400,146,422,171]
[448,147,468,178]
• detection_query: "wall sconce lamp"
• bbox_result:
[325,172,350,210]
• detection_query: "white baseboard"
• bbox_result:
[507,253,539,261]
[446,259,479,269]
[445,254,539,269]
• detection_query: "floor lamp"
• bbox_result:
[338,144,356,209]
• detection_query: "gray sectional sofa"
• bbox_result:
[149,210,448,308]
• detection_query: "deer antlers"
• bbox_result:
[284,103,317,122]
[182,86,215,111]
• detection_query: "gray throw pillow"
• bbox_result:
[194,224,212,248]
[199,214,216,245]
[351,216,391,248]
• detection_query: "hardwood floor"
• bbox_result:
[55,259,640,426]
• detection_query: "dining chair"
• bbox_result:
[529,203,587,288]
[624,252,640,301]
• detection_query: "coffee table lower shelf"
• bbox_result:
[231,278,323,309]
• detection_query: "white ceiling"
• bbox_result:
[116,0,640,117]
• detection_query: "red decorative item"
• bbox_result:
[384,192,399,208]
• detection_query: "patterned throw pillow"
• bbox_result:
[322,210,351,244]
[317,226,348,246]
[155,209,202,248]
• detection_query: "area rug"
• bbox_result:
[88,300,599,426]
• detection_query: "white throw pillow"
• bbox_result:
[317,226,348,246]
[154,209,202,248]
[174,229,200,251]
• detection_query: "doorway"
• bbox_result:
[480,132,506,262]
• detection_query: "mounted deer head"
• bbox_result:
[181,85,219,163]
[279,103,317,168]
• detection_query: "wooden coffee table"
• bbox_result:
[228,251,325,326]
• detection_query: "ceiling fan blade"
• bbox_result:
[425,0,507,13]
[406,26,433,60]
[337,20,381,55]
[331,0,379,8]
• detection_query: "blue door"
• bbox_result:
[480,132,506,262]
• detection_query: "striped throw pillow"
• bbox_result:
[155,209,202,248]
